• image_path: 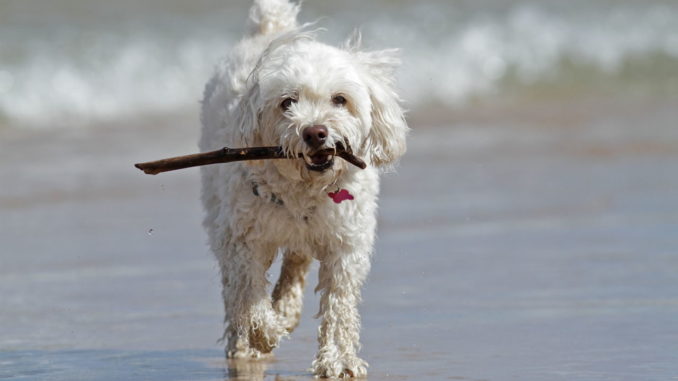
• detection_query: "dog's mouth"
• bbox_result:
[303,152,335,172]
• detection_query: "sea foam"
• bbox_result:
[1,0,677,127]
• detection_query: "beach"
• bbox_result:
[2,94,678,380]
[2,0,678,379]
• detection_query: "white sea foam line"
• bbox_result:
[397,4,678,105]
[0,36,232,126]
[1,3,678,126]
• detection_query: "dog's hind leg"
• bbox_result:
[272,250,312,333]
[218,240,287,358]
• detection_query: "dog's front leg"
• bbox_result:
[219,240,287,359]
[311,250,371,378]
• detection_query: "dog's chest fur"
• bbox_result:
[227,162,379,257]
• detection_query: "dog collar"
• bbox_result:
[252,182,353,206]
[252,183,284,206]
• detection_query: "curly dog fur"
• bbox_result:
[199,0,408,377]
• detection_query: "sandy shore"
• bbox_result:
[2,97,678,380]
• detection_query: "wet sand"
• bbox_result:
[2,97,678,380]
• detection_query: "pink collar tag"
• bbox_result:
[328,189,354,204]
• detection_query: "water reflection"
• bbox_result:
[225,358,312,381]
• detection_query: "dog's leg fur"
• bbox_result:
[312,248,371,378]
[272,250,312,332]
[218,237,288,358]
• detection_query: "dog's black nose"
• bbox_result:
[302,125,328,149]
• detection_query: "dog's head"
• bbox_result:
[233,31,408,179]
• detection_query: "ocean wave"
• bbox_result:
[0,33,232,127]
[394,3,678,105]
[1,0,677,127]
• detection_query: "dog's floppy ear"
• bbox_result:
[232,82,263,147]
[354,48,409,168]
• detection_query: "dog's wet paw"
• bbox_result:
[248,318,288,354]
[225,331,276,359]
[311,353,368,378]
[226,345,269,359]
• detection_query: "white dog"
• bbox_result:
[199,0,408,377]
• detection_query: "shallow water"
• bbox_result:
[2,96,677,380]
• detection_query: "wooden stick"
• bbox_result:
[134,144,367,175]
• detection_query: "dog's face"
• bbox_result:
[234,32,408,180]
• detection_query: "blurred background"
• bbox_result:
[1,1,677,380]
[2,0,678,126]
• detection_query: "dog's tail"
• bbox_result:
[247,0,300,36]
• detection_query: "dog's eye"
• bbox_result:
[280,97,297,111]
[332,95,347,106]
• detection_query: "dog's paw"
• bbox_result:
[276,304,303,333]
[311,352,368,378]
[248,316,288,354]
[226,346,270,359]
[225,331,275,359]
